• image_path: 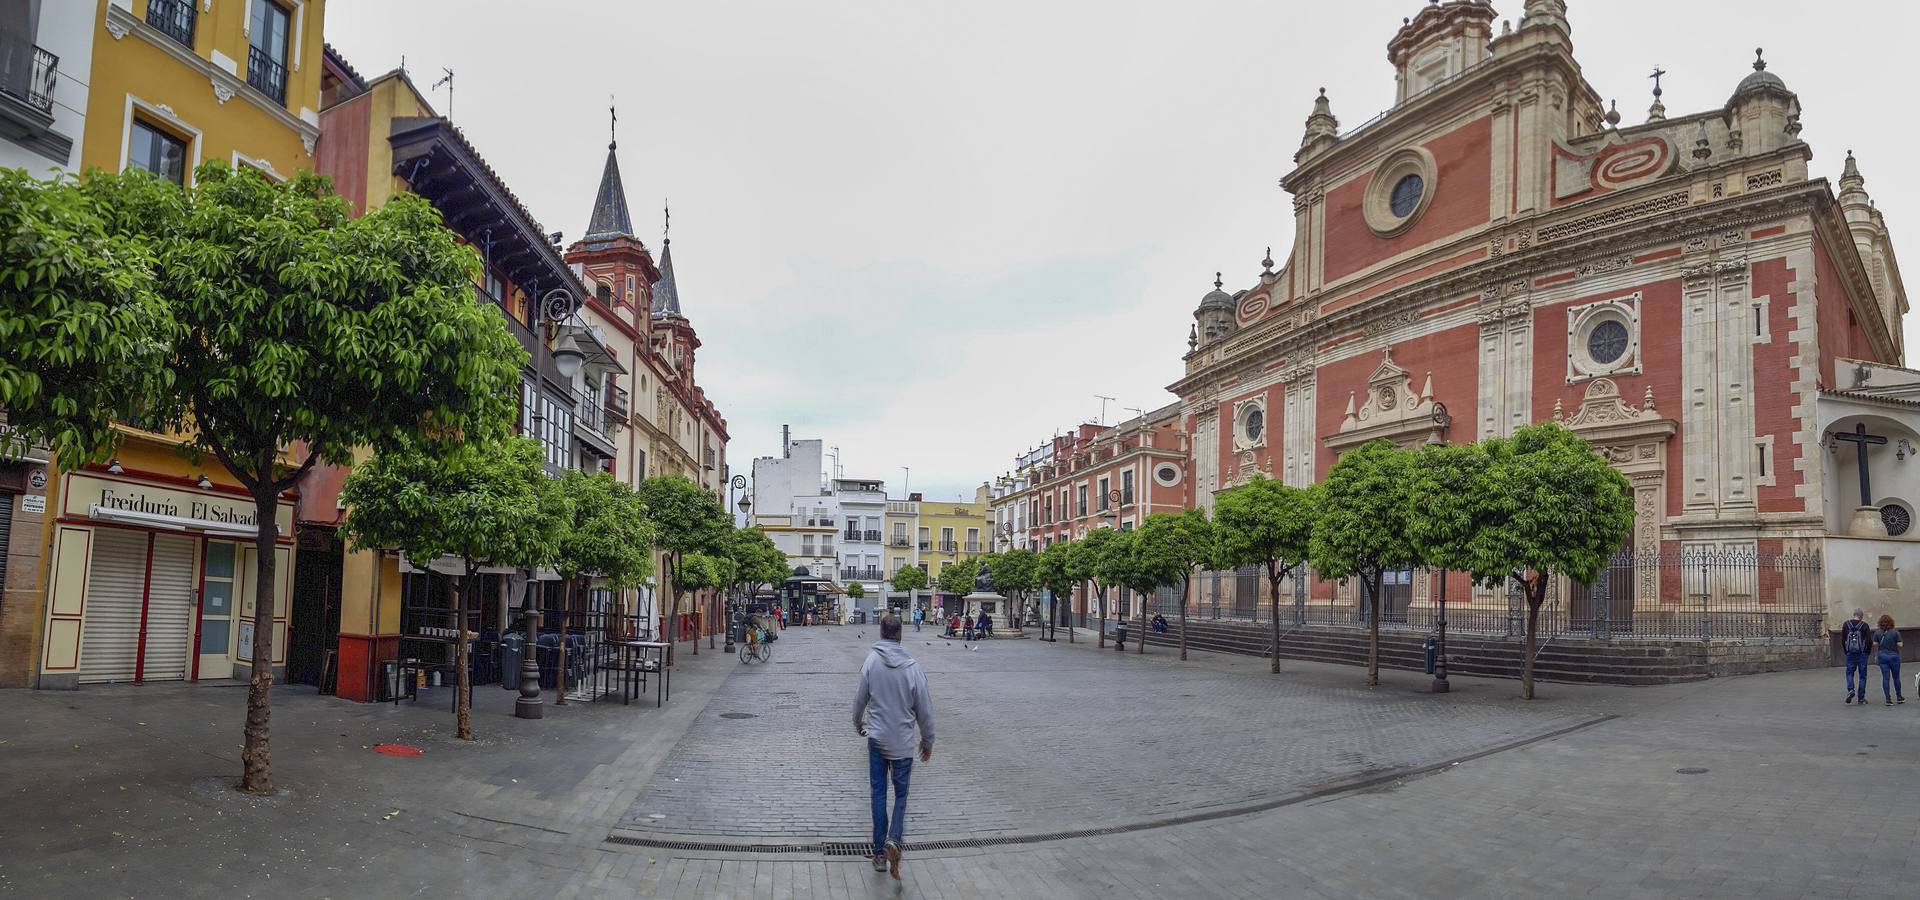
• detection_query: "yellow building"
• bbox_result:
[19,0,326,690]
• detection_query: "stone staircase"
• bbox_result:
[1138,617,1758,685]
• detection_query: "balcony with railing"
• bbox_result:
[843,530,862,543]
[889,536,910,548]
[841,567,883,581]
[918,541,930,551]
[963,542,982,554]
[0,32,56,117]
[863,529,882,543]
[146,0,196,49]
[939,541,957,553]
[246,45,288,105]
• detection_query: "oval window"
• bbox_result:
[1244,409,1265,442]
[1587,320,1629,365]
[1389,174,1424,218]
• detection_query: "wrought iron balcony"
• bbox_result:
[918,541,930,551]
[841,567,883,581]
[146,0,196,49]
[0,33,56,114]
[963,543,982,554]
[939,541,957,553]
[843,530,862,542]
[863,530,882,542]
[246,45,287,105]
[889,537,910,548]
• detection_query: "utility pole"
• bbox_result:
[1095,395,1115,425]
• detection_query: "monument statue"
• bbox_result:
[974,561,995,594]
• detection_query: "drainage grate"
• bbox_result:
[719,712,758,720]
[1675,767,1709,775]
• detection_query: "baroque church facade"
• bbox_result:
[1174,0,1911,629]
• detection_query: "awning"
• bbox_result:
[89,504,260,538]
[398,555,549,578]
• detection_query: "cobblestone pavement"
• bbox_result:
[0,625,1914,899]
[617,625,1602,842]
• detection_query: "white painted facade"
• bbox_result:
[0,0,95,172]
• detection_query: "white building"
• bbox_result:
[833,477,888,619]
[0,0,94,172]
[748,434,900,622]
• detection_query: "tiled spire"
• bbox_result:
[584,110,633,240]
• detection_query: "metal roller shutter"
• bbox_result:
[140,534,197,682]
[0,494,12,607]
[77,529,148,684]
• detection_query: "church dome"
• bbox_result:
[1728,48,1793,106]
[1198,273,1234,312]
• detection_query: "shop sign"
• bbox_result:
[20,495,45,514]
[63,473,294,534]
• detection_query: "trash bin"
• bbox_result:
[499,632,524,690]
[1423,635,1437,674]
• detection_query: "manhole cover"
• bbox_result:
[720,712,758,720]
[1674,767,1709,775]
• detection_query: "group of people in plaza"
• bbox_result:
[1841,609,1907,705]
[941,611,993,640]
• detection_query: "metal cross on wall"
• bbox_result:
[1834,422,1887,507]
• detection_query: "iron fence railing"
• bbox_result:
[0,33,56,114]
[1150,548,1826,643]
[146,0,197,49]
[246,45,288,105]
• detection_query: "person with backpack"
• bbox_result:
[1842,609,1872,704]
[1873,614,1904,706]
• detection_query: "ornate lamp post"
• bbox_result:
[1427,401,1452,694]
[514,576,544,719]
[725,475,749,653]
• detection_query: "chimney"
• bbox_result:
[782,424,790,458]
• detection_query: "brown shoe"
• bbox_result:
[885,840,903,880]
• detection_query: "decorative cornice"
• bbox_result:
[1171,178,1829,399]
[105,5,318,142]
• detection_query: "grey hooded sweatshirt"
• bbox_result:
[852,641,936,760]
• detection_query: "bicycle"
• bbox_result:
[738,625,773,664]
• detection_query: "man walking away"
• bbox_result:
[853,615,935,880]
[1873,615,1904,706]
[1842,609,1872,705]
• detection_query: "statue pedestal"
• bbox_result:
[960,591,1025,638]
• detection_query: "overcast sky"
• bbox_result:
[327,1,1920,502]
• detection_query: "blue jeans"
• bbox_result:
[1877,651,1903,700]
[1846,650,1870,699]
[869,743,913,857]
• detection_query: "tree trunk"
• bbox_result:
[708,589,716,648]
[1136,587,1146,654]
[1522,578,1542,701]
[237,474,279,794]
[1096,583,1105,648]
[1365,570,1382,687]
[1269,565,1283,675]
[556,578,572,706]
[455,559,473,739]
[1178,575,1189,661]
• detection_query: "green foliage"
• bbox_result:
[1308,440,1420,585]
[637,474,730,557]
[936,557,979,597]
[984,548,1038,601]
[1034,541,1078,597]
[674,552,734,592]
[845,581,866,600]
[1073,527,1118,589]
[1411,423,1635,595]
[554,469,654,588]
[889,565,929,594]
[1134,509,1213,589]
[1213,476,1318,577]
[0,168,175,467]
[1091,528,1136,592]
[340,436,567,570]
[725,527,790,598]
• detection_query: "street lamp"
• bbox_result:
[543,288,587,379]
[514,575,544,719]
[1428,401,1452,694]
[725,474,749,653]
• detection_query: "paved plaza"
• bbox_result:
[0,625,1915,899]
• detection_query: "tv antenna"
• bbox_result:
[432,68,455,122]
[1095,395,1115,425]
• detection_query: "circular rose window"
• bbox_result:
[1587,320,1629,365]
[1883,504,1911,537]
[1389,174,1424,218]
